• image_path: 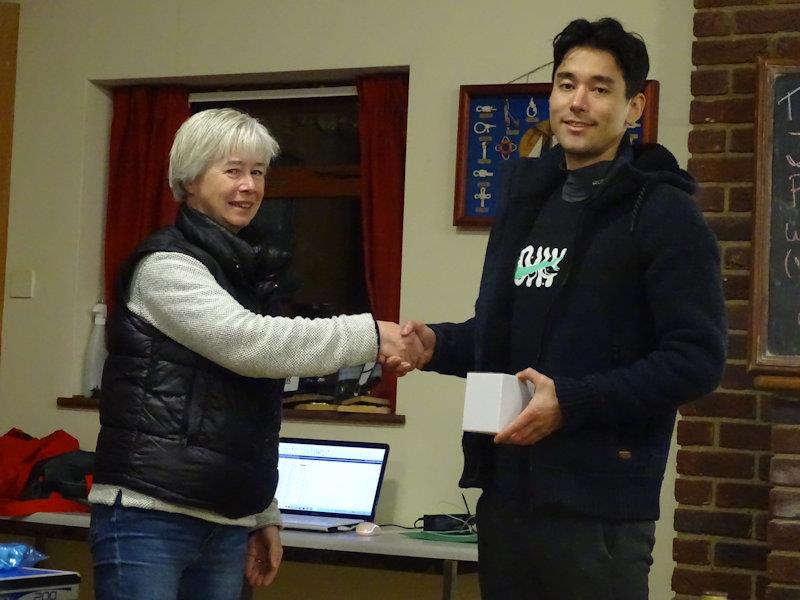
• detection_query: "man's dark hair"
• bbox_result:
[552,17,649,99]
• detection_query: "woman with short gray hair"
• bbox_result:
[88,108,420,599]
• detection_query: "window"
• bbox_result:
[192,92,369,318]
[191,78,408,417]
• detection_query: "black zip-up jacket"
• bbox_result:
[94,205,289,519]
[426,140,727,521]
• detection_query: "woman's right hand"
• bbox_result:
[400,320,435,369]
[376,321,424,375]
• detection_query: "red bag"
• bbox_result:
[0,428,90,516]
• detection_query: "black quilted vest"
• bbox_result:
[94,205,287,519]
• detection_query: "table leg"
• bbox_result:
[441,559,458,600]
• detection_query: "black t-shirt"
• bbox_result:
[490,160,612,496]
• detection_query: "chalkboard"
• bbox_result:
[750,58,800,374]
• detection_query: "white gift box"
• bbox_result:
[462,372,534,434]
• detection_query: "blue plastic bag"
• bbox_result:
[0,543,47,569]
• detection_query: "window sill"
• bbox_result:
[57,395,100,410]
[282,408,404,425]
[56,396,405,426]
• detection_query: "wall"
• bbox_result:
[0,1,695,598]
[0,2,18,352]
[674,1,800,599]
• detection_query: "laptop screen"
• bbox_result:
[276,438,390,519]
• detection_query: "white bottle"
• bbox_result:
[83,302,108,398]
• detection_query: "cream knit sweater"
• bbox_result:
[90,251,379,528]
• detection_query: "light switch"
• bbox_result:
[8,270,35,298]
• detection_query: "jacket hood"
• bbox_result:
[562,138,698,235]
[588,137,697,206]
[628,141,696,195]
[508,136,696,211]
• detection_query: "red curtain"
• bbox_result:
[104,86,190,313]
[357,75,409,408]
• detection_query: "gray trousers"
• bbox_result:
[476,490,656,600]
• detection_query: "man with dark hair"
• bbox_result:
[397,17,726,599]
[552,17,650,100]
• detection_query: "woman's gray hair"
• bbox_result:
[168,108,280,201]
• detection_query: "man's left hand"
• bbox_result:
[246,525,283,587]
[494,368,563,445]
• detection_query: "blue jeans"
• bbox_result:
[89,499,250,600]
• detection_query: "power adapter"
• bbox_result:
[422,513,472,532]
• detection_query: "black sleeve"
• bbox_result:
[554,184,727,430]
[424,319,476,378]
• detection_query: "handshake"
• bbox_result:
[376,320,435,376]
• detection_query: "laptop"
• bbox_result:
[276,438,390,532]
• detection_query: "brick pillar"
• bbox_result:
[675,2,800,599]
[767,395,800,599]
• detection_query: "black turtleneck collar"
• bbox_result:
[561,160,614,203]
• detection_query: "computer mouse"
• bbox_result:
[355,521,381,536]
